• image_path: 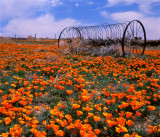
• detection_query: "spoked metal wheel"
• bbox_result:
[122,20,146,57]
[58,27,82,54]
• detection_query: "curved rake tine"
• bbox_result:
[58,20,146,57]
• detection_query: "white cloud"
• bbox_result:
[110,11,160,39]
[111,11,144,21]
[108,0,160,5]
[86,1,94,5]
[100,10,108,18]
[108,0,136,6]
[52,0,63,7]
[75,2,79,7]
[107,0,160,13]
[2,14,82,38]
[0,0,49,20]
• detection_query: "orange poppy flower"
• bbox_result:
[11,84,16,87]
[88,113,94,118]
[58,85,65,90]
[82,95,91,102]
[81,124,92,131]
[118,102,129,109]
[66,80,73,86]
[106,120,115,127]
[125,112,133,118]
[72,104,80,109]
[4,117,12,125]
[94,129,101,134]
[123,83,127,87]
[74,120,82,129]
[76,110,83,116]
[65,114,72,123]
[115,125,128,133]
[66,90,73,95]
[67,123,75,130]
[0,90,3,94]
[103,112,112,120]
[148,125,157,134]
[34,86,38,89]
[19,120,25,125]
[84,119,88,123]
[136,111,142,117]
[5,82,9,85]
[34,106,40,110]
[19,101,28,106]
[124,134,132,137]
[55,130,65,136]
[93,116,101,122]
[118,111,125,117]
[80,130,86,136]
[126,120,134,126]
[9,124,23,136]
[52,125,60,132]
[148,105,156,111]
[105,100,112,105]
[116,117,126,126]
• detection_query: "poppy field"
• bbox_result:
[0,42,160,137]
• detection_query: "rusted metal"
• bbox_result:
[58,20,146,56]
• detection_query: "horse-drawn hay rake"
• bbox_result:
[58,20,146,57]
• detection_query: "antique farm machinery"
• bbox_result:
[58,20,146,56]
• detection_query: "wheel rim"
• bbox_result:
[122,20,146,57]
[58,27,82,54]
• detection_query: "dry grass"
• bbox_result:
[59,38,83,54]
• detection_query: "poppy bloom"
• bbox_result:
[105,100,112,105]
[19,120,25,125]
[103,112,112,119]
[4,117,12,125]
[126,120,135,127]
[125,112,133,118]
[106,120,115,127]
[58,85,65,90]
[88,113,94,118]
[115,125,128,133]
[84,119,88,123]
[82,95,91,102]
[148,125,157,134]
[72,104,80,109]
[93,116,101,122]
[65,114,72,123]
[11,84,16,87]
[34,106,40,110]
[34,86,38,89]
[118,102,129,109]
[94,129,101,134]
[80,130,86,136]
[5,82,9,85]
[118,111,125,117]
[66,90,73,95]
[76,110,83,116]
[148,105,156,111]
[116,117,126,126]
[74,120,82,129]
[9,124,23,136]
[136,111,142,117]
[0,90,3,94]
[52,125,60,132]
[123,83,127,87]
[66,123,75,130]
[55,130,65,136]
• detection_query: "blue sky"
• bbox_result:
[0,0,160,39]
